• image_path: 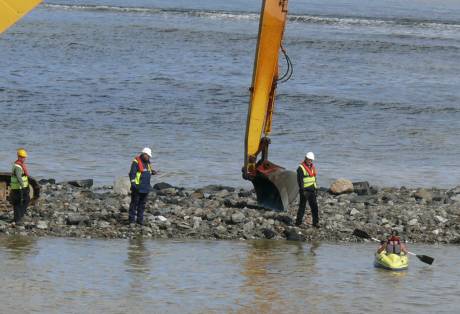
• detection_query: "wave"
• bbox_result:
[44,3,460,30]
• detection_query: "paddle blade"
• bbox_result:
[417,254,434,265]
[353,229,371,239]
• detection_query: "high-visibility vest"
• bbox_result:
[131,156,152,185]
[11,162,29,190]
[299,162,317,188]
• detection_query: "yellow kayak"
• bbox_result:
[374,251,409,271]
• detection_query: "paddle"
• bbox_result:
[352,229,434,265]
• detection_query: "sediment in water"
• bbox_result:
[0,181,459,243]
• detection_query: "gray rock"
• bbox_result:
[408,218,418,226]
[192,216,202,229]
[243,221,255,234]
[350,208,360,216]
[113,177,131,196]
[353,181,370,195]
[36,220,48,230]
[414,189,433,203]
[66,214,90,225]
[231,212,245,224]
[330,178,354,195]
[434,215,448,224]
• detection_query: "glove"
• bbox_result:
[131,183,137,191]
[151,170,157,175]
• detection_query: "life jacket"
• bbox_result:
[132,156,152,185]
[299,162,317,188]
[10,159,29,190]
[385,236,401,254]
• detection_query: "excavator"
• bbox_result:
[242,0,298,211]
[0,0,298,211]
[0,0,43,205]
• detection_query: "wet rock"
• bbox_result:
[275,214,293,226]
[153,182,173,190]
[284,228,305,241]
[262,228,276,239]
[353,181,370,195]
[113,177,131,196]
[39,178,56,185]
[330,179,354,195]
[434,215,448,224]
[67,179,93,188]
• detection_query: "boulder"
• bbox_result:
[352,181,370,195]
[66,214,90,225]
[414,189,433,203]
[262,228,276,239]
[330,179,354,195]
[67,179,93,188]
[113,177,131,196]
[284,228,305,241]
[153,182,173,190]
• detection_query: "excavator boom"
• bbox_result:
[243,0,298,211]
[0,0,42,34]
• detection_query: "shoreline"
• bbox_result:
[0,179,459,244]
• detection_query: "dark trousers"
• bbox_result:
[296,189,319,226]
[10,189,30,224]
[129,189,148,224]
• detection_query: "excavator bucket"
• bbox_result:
[250,165,298,211]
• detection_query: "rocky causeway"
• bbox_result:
[0,178,459,244]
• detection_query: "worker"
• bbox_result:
[295,152,319,228]
[128,147,157,225]
[10,148,31,225]
[377,230,408,255]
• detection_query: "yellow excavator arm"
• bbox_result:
[0,0,42,34]
[243,0,298,211]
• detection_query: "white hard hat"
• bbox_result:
[305,152,315,160]
[142,147,152,157]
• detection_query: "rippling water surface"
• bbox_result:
[1,0,459,188]
[0,236,457,313]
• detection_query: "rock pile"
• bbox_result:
[0,179,459,243]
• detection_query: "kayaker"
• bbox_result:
[377,230,408,255]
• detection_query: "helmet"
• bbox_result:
[305,152,315,160]
[142,147,152,157]
[17,148,28,158]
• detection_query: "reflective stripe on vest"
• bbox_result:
[299,163,317,188]
[132,157,152,185]
[10,163,29,190]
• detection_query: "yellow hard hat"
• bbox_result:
[17,148,28,158]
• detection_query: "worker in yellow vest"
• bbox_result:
[128,147,157,225]
[10,148,31,225]
[295,152,319,227]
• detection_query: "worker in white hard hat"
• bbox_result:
[295,151,319,228]
[128,147,157,225]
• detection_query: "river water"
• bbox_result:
[1,0,460,188]
[0,236,457,313]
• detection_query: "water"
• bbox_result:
[1,0,459,188]
[0,236,457,313]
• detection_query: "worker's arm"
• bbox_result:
[296,166,303,190]
[129,161,138,186]
[13,165,24,188]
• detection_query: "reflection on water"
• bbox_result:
[0,237,457,313]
